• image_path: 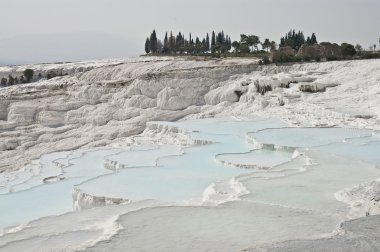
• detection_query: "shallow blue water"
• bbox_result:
[0,118,377,233]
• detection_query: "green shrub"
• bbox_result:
[341,43,356,57]
[1,78,7,85]
[273,55,302,64]
[8,75,15,85]
[326,56,339,61]
[23,69,34,83]
[302,56,312,62]
[275,54,291,63]
[360,52,380,59]
[262,56,270,65]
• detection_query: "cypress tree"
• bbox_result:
[164,32,169,53]
[188,36,194,55]
[145,37,150,54]
[306,36,311,45]
[280,29,311,49]
[217,32,222,44]
[175,33,179,52]
[176,32,184,53]
[206,33,210,51]
[169,31,174,53]
[202,38,207,53]
[295,31,300,47]
[310,33,317,44]
[150,30,158,53]
[280,37,285,47]
[300,31,305,44]
[211,31,216,53]
[224,35,229,52]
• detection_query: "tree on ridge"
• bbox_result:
[150,30,158,53]
[23,69,34,83]
[145,38,150,54]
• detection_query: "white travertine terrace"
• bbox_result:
[1,57,380,251]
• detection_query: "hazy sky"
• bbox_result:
[0,0,379,64]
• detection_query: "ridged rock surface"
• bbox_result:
[0,58,258,172]
[1,57,380,175]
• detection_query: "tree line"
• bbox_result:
[0,69,36,86]
[231,35,276,54]
[143,29,324,56]
[279,30,317,50]
[145,30,232,55]
[144,30,280,56]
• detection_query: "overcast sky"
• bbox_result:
[0,0,379,64]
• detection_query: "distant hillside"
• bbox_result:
[0,32,140,65]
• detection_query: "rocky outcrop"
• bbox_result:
[296,44,324,59]
[204,83,247,105]
[245,133,298,152]
[320,42,342,58]
[38,111,66,127]
[299,83,326,93]
[0,101,9,120]
[157,85,207,110]
[7,104,37,124]
[299,82,339,93]
[296,42,342,59]
[145,121,214,146]
[335,180,380,217]
[126,95,156,109]
[73,187,130,211]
